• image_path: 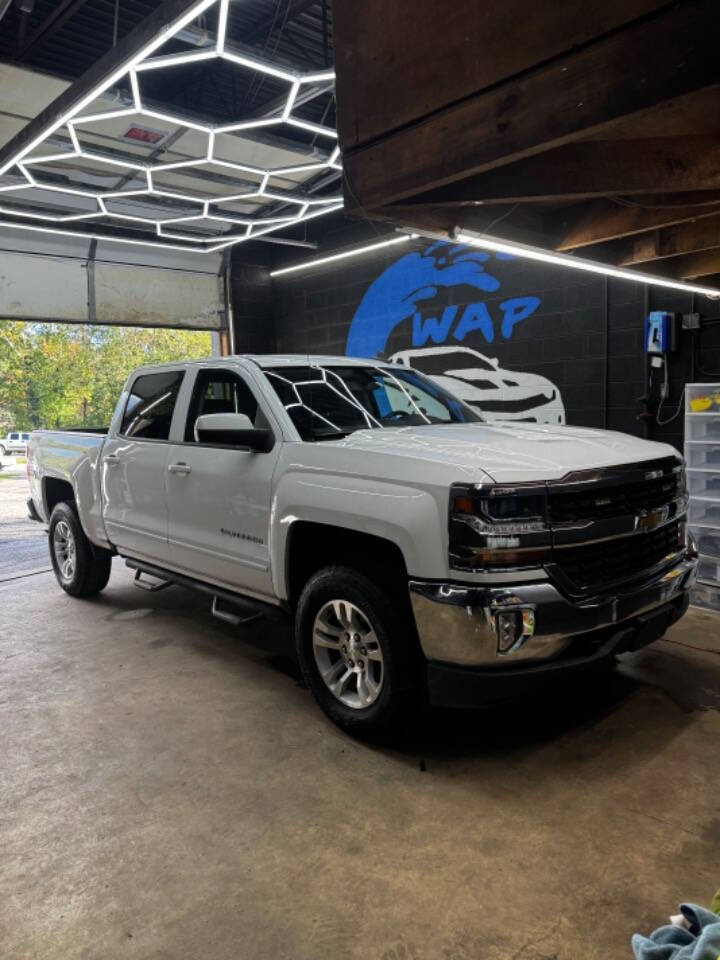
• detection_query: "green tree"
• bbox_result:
[0,321,212,429]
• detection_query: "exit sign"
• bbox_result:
[122,125,167,145]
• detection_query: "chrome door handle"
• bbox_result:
[168,462,191,475]
[104,453,120,464]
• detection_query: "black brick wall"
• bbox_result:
[230,247,273,354]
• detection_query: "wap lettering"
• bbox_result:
[345,242,565,425]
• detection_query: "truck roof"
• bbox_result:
[247,354,392,368]
[130,354,393,373]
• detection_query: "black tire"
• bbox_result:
[295,565,425,739]
[0,445,5,457]
[48,501,112,597]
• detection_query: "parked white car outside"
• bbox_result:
[0,431,31,457]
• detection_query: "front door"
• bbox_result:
[165,367,279,598]
[101,369,185,564]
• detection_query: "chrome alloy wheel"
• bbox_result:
[312,599,385,709]
[53,519,76,582]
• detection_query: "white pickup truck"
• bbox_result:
[27,355,697,735]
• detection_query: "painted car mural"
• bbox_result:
[345,241,566,425]
[389,346,565,425]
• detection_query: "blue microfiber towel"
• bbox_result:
[632,904,720,960]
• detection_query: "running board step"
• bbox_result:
[124,558,285,626]
[134,569,173,592]
[211,596,261,626]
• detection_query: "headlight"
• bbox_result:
[449,483,550,571]
[453,489,546,528]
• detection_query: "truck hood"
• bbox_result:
[336,422,677,482]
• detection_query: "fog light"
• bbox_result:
[493,608,536,654]
[495,611,522,653]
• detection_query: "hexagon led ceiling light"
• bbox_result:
[0,0,343,253]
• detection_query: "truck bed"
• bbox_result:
[27,429,109,546]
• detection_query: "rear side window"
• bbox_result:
[10,433,18,440]
[121,371,184,440]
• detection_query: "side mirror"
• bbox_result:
[194,412,273,452]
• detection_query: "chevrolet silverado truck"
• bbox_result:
[27,355,697,735]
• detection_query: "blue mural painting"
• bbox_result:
[345,241,566,425]
[345,241,540,357]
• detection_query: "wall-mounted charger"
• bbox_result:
[645,311,677,354]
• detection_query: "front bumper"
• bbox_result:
[426,593,689,708]
[409,551,697,705]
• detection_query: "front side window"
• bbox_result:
[10,433,18,441]
[184,370,260,442]
[121,371,184,440]
[263,363,482,442]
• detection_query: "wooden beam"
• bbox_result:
[619,215,720,265]
[334,0,668,150]
[555,197,720,250]
[340,0,720,212]
[380,202,549,245]
[408,138,720,205]
[640,249,720,279]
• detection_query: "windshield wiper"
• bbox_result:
[312,429,353,441]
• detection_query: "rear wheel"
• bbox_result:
[0,445,5,457]
[49,501,112,597]
[295,565,424,738]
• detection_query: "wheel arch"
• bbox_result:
[43,475,76,518]
[284,520,409,609]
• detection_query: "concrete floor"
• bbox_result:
[2,557,720,959]
[0,471,48,579]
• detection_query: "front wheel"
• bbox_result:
[295,565,424,739]
[49,501,112,597]
[0,445,5,457]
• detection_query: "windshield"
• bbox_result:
[262,363,483,441]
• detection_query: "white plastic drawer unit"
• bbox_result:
[687,383,720,414]
[685,384,720,597]
[686,442,720,470]
[698,557,720,587]
[685,413,720,441]
[692,528,720,561]
[687,470,720,499]
[688,499,720,529]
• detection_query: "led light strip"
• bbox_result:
[454,229,720,299]
[0,0,343,253]
[0,0,219,177]
[270,235,414,277]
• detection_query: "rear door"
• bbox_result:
[101,369,185,563]
[165,366,280,598]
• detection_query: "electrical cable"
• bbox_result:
[656,360,685,426]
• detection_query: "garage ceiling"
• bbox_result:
[0,0,342,253]
[333,0,720,294]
